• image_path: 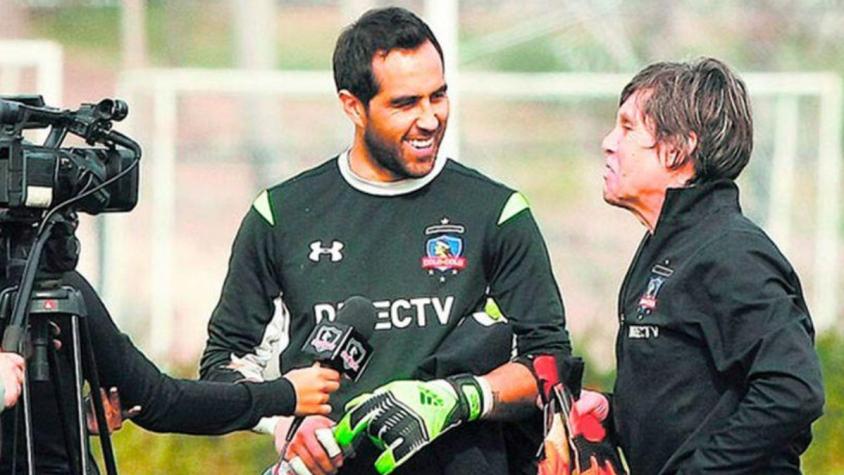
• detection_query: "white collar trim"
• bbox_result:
[337,150,448,196]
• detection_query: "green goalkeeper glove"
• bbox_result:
[333,374,490,474]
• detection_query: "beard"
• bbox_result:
[363,126,441,180]
[363,127,412,179]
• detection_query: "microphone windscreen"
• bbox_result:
[334,296,376,340]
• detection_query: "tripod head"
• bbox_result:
[0,209,79,282]
[0,209,80,383]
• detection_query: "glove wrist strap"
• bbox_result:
[445,374,491,422]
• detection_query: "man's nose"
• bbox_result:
[416,102,439,132]
[601,128,618,155]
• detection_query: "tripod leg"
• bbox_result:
[11,399,19,473]
[21,367,36,475]
[77,315,119,475]
[69,316,91,475]
[48,335,83,475]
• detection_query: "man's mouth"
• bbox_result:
[406,137,435,150]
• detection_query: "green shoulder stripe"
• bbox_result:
[497,192,530,225]
[484,298,505,320]
[470,298,508,326]
[252,190,275,226]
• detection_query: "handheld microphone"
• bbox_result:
[283,296,376,445]
[300,296,375,381]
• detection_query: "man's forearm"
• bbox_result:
[481,362,538,420]
[679,375,823,472]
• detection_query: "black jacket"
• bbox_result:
[1,271,296,474]
[612,180,824,474]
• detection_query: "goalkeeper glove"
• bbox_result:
[333,374,491,474]
[531,355,626,475]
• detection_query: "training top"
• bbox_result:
[200,153,571,415]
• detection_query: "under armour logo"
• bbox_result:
[309,240,344,262]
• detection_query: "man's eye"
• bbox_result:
[394,99,415,108]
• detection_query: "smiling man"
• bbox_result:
[199,7,571,475]
[578,58,825,474]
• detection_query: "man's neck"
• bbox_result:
[627,191,666,234]
[348,142,399,182]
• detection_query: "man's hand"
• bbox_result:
[568,390,625,475]
[333,374,488,474]
[86,387,142,435]
[275,416,344,475]
[0,352,25,409]
[283,364,342,417]
[572,390,609,431]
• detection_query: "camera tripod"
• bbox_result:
[1,213,119,475]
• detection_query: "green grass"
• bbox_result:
[803,332,844,474]
[93,422,276,474]
[89,333,841,473]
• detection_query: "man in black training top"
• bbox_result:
[575,58,824,474]
[199,6,571,475]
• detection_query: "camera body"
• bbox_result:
[0,94,140,215]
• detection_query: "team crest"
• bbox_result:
[422,217,467,280]
[636,262,673,319]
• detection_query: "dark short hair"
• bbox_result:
[333,7,444,106]
[620,58,753,183]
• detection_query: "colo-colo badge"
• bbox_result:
[422,217,467,282]
[637,262,673,319]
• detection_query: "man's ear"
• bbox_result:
[662,132,698,169]
[683,132,698,163]
[657,142,679,169]
[338,90,366,128]
[659,137,697,186]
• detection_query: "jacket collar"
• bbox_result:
[652,179,741,235]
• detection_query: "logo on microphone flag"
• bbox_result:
[311,325,343,352]
[340,339,368,373]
